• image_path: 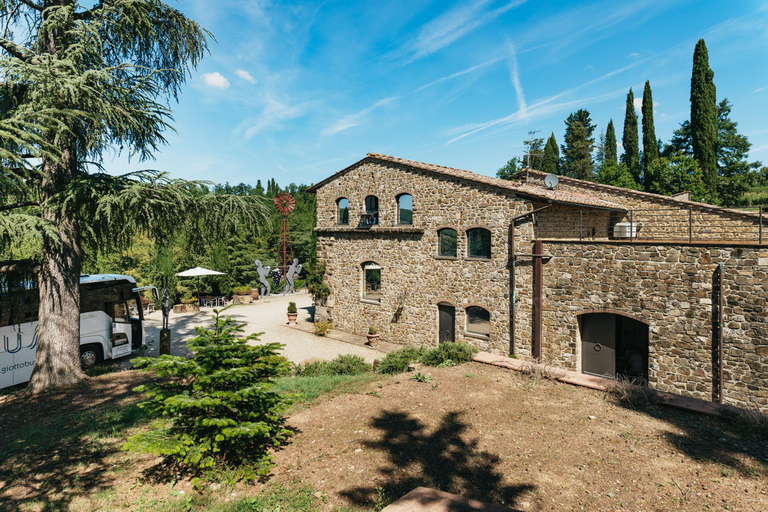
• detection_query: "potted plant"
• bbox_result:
[233,285,251,296]
[314,321,331,336]
[366,324,380,347]
[287,302,298,325]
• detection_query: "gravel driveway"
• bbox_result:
[113,290,386,369]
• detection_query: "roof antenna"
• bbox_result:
[525,130,540,183]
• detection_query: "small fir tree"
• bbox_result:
[125,311,295,473]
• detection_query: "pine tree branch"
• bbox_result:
[0,201,39,212]
[0,35,28,61]
[17,0,44,12]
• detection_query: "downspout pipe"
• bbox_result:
[510,205,551,356]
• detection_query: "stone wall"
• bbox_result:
[536,241,768,411]
[315,159,536,353]
[525,173,763,242]
[314,159,768,411]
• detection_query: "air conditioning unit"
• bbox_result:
[613,222,636,238]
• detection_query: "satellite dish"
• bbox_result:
[544,174,559,189]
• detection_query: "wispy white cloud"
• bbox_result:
[445,88,626,146]
[628,52,641,59]
[442,57,653,146]
[397,0,527,63]
[506,40,527,121]
[321,97,399,138]
[633,96,642,111]
[235,96,315,139]
[235,69,257,84]
[202,72,231,90]
[414,57,503,92]
[755,87,765,93]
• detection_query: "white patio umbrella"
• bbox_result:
[175,266,226,300]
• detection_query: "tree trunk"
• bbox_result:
[24,145,86,394]
[24,0,86,394]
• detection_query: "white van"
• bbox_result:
[0,274,158,389]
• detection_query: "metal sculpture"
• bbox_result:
[284,258,303,295]
[255,260,272,297]
[161,277,170,330]
[274,192,295,277]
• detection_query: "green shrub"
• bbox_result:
[287,301,297,314]
[295,354,373,377]
[420,342,478,367]
[232,285,251,293]
[376,346,426,374]
[124,310,296,473]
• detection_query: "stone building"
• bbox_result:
[308,153,768,411]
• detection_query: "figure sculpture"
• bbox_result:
[284,258,303,295]
[161,282,170,331]
[255,260,272,297]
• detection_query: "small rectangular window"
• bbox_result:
[363,264,381,302]
[467,228,491,259]
[466,306,490,338]
[438,229,457,257]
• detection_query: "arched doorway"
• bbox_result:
[580,312,649,380]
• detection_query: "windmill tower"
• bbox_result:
[274,192,295,278]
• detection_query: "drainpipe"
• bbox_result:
[533,240,544,362]
[713,263,724,403]
[509,205,551,357]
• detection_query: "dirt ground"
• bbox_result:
[1,362,767,512]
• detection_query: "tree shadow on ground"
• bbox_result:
[340,409,534,509]
[611,393,768,478]
[0,376,154,511]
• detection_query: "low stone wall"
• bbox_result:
[538,241,768,411]
[172,303,199,313]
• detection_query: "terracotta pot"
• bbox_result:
[250,289,260,300]
[366,334,380,347]
[236,290,250,296]
[287,312,298,325]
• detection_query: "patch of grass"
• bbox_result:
[410,372,434,383]
[1,402,153,462]
[211,482,324,512]
[275,373,382,412]
[294,354,373,377]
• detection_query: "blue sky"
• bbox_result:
[108,0,768,188]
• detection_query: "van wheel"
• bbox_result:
[80,345,103,368]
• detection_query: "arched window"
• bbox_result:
[467,227,491,259]
[437,228,458,257]
[337,198,349,225]
[397,194,413,225]
[362,262,381,302]
[364,195,378,225]
[466,306,490,338]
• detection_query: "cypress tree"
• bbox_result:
[642,81,659,191]
[690,39,718,197]
[541,133,560,174]
[605,120,618,165]
[621,88,640,183]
